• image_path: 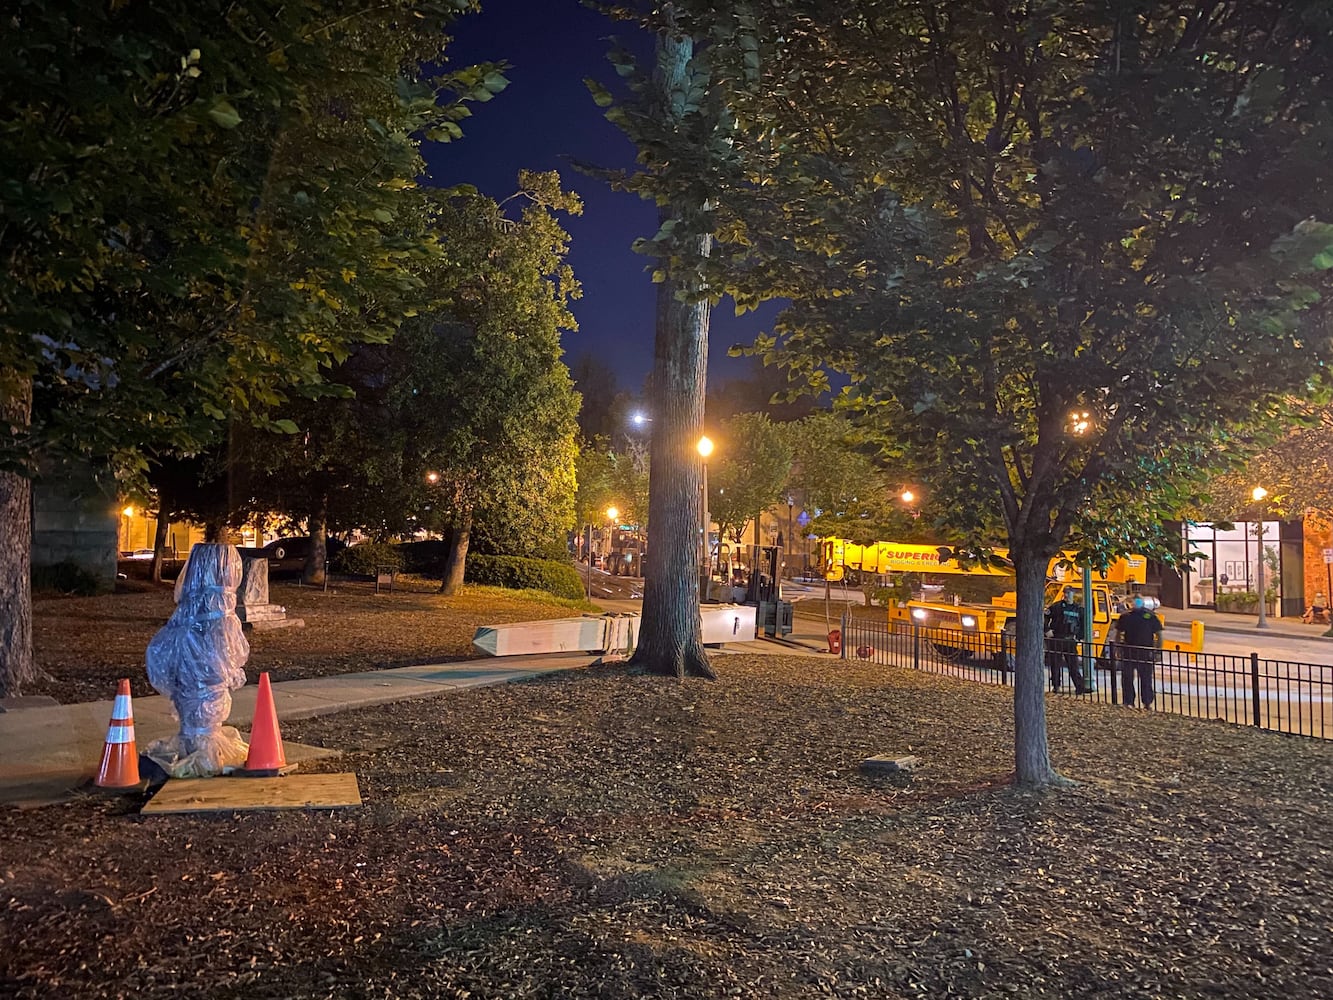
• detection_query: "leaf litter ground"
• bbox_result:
[4,587,1332,998]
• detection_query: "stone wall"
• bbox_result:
[31,467,118,592]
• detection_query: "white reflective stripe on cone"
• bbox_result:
[112,694,133,717]
[106,725,135,744]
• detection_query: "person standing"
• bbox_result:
[1114,596,1163,708]
[1044,586,1090,694]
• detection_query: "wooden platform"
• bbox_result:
[141,772,361,814]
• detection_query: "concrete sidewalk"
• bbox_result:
[0,654,599,807]
[1162,606,1333,641]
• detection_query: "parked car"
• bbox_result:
[122,549,156,561]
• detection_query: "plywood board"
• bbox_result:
[141,772,361,814]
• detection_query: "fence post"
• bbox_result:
[1250,652,1262,728]
[840,609,849,661]
[912,622,921,670]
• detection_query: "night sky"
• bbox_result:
[422,0,780,392]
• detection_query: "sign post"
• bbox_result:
[1324,548,1332,623]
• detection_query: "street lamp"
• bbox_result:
[1067,410,1097,689]
[605,506,620,572]
[698,436,713,600]
[1252,486,1269,629]
[120,505,135,553]
[424,471,439,484]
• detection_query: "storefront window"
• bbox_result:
[1183,521,1280,609]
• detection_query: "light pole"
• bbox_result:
[120,505,135,554]
[1253,486,1269,629]
[605,506,619,573]
[1067,410,1096,690]
[900,489,921,520]
[698,436,713,601]
[786,496,794,581]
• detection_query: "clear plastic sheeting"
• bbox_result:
[145,544,251,778]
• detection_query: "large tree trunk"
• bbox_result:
[149,512,171,584]
[629,25,715,680]
[0,373,36,698]
[439,508,472,596]
[1012,548,1062,787]
[302,498,329,586]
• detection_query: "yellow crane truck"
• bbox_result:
[818,539,1205,669]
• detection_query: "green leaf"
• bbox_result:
[585,78,614,108]
[206,99,242,129]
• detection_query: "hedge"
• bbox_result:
[333,542,404,576]
[32,561,104,596]
[465,555,584,601]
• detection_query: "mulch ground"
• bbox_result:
[2,631,1331,997]
[28,577,589,704]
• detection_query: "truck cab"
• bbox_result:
[890,581,1194,671]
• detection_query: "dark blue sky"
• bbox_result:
[421,0,779,392]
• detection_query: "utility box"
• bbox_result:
[758,599,794,638]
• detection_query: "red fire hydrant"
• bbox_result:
[827,628,842,655]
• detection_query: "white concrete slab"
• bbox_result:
[472,616,608,656]
[702,604,757,644]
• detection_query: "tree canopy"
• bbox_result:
[0,0,502,695]
[646,0,1333,784]
[708,412,792,543]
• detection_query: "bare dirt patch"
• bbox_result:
[2,654,1330,998]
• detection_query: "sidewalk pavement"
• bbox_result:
[1162,606,1333,641]
[0,655,599,808]
[0,631,837,809]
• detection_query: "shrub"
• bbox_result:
[32,561,103,596]
[464,555,584,601]
[333,542,404,577]
[396,539,448,574]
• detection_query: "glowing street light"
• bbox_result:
[425,471,440,484]
[606,506,619,522]
[698,436,714,600]
[1253,486,1270,629]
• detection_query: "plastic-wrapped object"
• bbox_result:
[145,544,251,778]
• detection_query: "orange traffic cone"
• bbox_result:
[243,672,287,775]
[95,678,141,788]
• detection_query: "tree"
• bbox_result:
[391,175,583,594]
[663,0,1333,784]
[783,410,924,544]
[0,0,500,695]
[593,5,727,678]
[708,356,817,423]
[1202,402,1333,520]
[708,412,792,545]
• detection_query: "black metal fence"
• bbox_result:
[838,614,1333,741]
